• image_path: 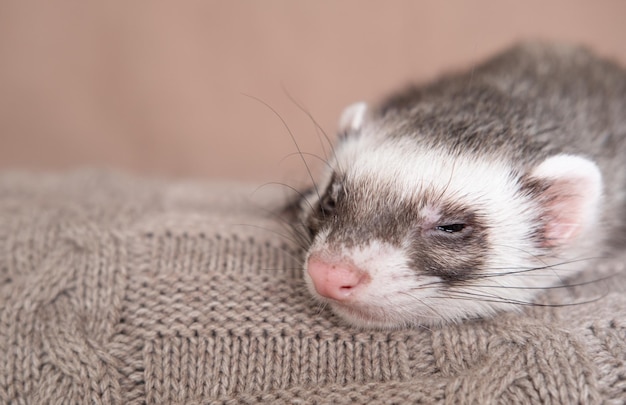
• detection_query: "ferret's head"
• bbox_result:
[299,102,604,328]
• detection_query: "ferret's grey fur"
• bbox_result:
[295,43,626,328]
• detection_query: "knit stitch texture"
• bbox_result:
[1,170,625,404]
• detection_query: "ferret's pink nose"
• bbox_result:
[307,258,365,301]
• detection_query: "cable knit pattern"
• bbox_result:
[1,170,625,404]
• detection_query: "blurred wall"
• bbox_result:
[0,1,625,184]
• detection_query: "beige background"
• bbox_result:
[1,1,625,185]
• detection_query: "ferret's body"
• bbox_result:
[297,43,626,328]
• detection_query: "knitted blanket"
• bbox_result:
[1,170,625,404]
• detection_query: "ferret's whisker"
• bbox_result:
[242,93,324,214]
[314,301,329,316]
[402,255,603,293]
[280,152,332,169]
[477,256,603,279]
[453,272,617,290]
[441,289,609,307]
[251,217,309,251]
[252,181,315,213]
[281,83,342,174]
[492,243,592,285]
[398,291,446,321]
[245,185,313,246]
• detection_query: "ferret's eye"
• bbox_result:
[436,224,466,233]
[317,179,342,218]
[320,193,336,215]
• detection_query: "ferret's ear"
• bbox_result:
[338,102,368,137]
[529,154,603,248]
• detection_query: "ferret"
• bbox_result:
[290,43,626,329]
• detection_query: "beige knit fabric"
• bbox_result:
[1,170,626,404]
